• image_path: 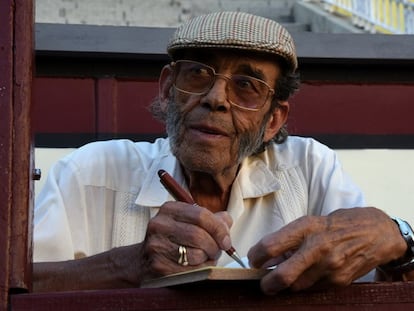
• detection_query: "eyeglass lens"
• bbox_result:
[174,61,271,110]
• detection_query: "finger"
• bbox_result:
[248,216,326,268]
[214,211,233,228]
[276,234,373,293]
[172,222,222,259]
[147,247,217,277]
[143,234,217,276]
[260,245,322,294]
[170,209,229,259]
[259,227,338,295]
[156,202,233,258]
[183,246,212,265]
[247,231,295,268]
[149,208,221,260]
[163,201,233,251]
[143,236,185,276]
[258,250,296,269]
[291,253,372,292]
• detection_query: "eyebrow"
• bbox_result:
[237,64,266,81]
[184,51,268,81]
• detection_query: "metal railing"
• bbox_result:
[316,0,414,33]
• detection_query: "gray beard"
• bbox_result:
[165,97,268,164]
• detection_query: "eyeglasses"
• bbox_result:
[171,60,275,111]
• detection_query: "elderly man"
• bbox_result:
[33,11,413,294]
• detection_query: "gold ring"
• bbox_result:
[178,245,189,266]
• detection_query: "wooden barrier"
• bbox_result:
[10,281,414,310]
[0,2,34,311]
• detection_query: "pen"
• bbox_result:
[158,169,246,268]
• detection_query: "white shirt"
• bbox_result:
[34,136,365,266]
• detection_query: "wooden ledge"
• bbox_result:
[10,281,414,310]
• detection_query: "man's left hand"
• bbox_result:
[247,207,407,294]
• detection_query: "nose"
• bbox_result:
[200,76,231,112]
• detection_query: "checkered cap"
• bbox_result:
[167,11,298,72]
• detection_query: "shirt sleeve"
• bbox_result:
[304,139,366,216]
[33,156,80,262]
[33,139,156,262]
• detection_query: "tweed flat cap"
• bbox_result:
[167,11,298,71]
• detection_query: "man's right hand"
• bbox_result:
[33,201,233,292]
[139,201,233,279]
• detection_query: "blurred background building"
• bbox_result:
[35,0,414,34]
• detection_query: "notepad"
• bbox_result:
[141,266,270,288]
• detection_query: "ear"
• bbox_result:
[263,101,290,142]
[158,64,174,113]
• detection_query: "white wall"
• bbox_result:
[34,148,414,225]
[34,148,75,198]
[336,149,414,225]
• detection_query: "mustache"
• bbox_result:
[165,96,267,159]
[186,116,234,136]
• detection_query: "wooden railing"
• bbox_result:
[10,281,414,310]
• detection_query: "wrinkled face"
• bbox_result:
[163,50,284,175]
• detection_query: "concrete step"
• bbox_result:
[282,22,311,33]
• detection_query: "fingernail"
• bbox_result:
[222,235,231,250]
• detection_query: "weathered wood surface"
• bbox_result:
[10,281,414,311]
[0,1,34,310]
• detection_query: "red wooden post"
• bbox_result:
[0,0,14,307]
[0,0,34,309]
[10,0,35,293]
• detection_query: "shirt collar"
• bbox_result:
[237,155,281,199]
[134,150,178,207]
[135,149,281,207]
